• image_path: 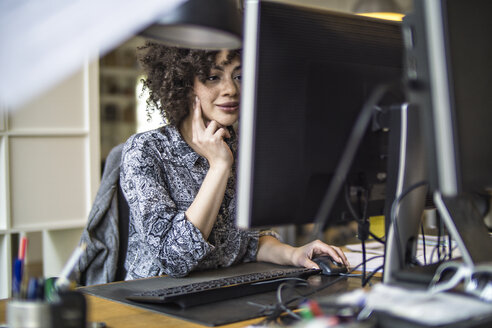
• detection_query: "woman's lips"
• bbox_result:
[217,102,239,112]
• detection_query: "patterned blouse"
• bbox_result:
[120,124,274,279]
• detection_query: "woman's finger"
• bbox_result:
[192,97,206,131]
[206,120,220,134]
[214,127,231,140]
[330,245,350,266]
[310,240,344,264]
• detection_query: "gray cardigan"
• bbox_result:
[75,144,124,286]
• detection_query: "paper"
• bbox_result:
[345,236,461,273]
[366,283,492,325]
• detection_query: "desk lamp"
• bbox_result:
[353,0,405,21]
[0,0,242,109]
[140,0,243,50]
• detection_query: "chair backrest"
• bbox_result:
[115,179,130,281]
[76,143,130,285]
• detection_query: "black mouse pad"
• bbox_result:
[81,262,348,326]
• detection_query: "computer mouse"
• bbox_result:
[312,255,348,276]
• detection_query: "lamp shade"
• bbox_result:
[140,0,243,50]
[353,0,403,13]
[353,0,404,21]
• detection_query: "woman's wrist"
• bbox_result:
[208,159,232,173]
[258,236,296,266]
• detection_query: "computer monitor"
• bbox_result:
[236,0,404,230]
[389,0,492,283]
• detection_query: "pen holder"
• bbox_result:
[6,291,87,328]
[7,301,51,328]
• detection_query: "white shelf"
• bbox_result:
[0,60,100,299]
[3,220,87,234]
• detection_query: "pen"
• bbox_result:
[55,242,87,291]
[26,277,39,300]
[12,258,23,298]
[19,235,27,261]
[12,235,28,298]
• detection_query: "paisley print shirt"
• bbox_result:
[120,125,273,279]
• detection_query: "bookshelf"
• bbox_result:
[99,37,145,165]
[0,60,100,298]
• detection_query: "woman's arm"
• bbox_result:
[121,135,213,277]
[184,98,234,239]
[257,235,350,269]
[185,163,230,239]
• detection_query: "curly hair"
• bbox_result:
[137,42,241,127]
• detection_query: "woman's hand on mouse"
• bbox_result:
[291,239,349,270]
[257,236,350,270]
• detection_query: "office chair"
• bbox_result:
[115,177,129,281]
[76,143,130,285]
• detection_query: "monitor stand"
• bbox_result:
[434,192,492,267]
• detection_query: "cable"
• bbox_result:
[363,264,385,286]
[260,254,385,324]
[344,183,380,287]
[311,83,397,239]
[344,184,368,285]
[447,233,453,260]
[389,180,428,269]
[437,215,442,260]
[420,223,427,265]
[277,283,303,320]
[254,255,386,324]
[294,255,385,302]
[369,232,385,245]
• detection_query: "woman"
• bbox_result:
[120,43,348,279]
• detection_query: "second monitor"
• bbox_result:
[237,0,404,229]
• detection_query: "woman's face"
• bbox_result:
[193,51,241,127]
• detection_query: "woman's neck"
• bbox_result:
[179,115,194,148]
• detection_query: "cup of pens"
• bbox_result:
[7,238,88,328]
[7,301,51,328]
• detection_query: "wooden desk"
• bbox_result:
[0,295,262,328]
[86,294,263,328]
[84,277,365,328]
[0,276,366,328]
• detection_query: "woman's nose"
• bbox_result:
[222,77,239,96]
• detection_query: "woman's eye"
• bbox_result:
[234,74,242,81]
[206,75,219,81]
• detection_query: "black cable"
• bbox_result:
[258,256,386,324]
[369,232,385,244]
[447,233,453,260]
[363,264,385,286]
[344,184,385,287]
[359,238,367,285]
[437,217,442,260]
[345,183,361,222]
[390,180,428,269]
[289,255,385,304]
[344,184,376,287]
[311,83,395,239]
[421,223,427,265]
[360,188,371,287]
[344,184,367,284]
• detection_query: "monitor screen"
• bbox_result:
[388,0,492,284]
[405,0,492,197]
[237,0,404,229]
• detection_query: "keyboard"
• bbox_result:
[126,267,321,308]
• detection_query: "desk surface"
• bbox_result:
[0,277,366,328]
[0,294,262,328]
[86,294,262,328]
